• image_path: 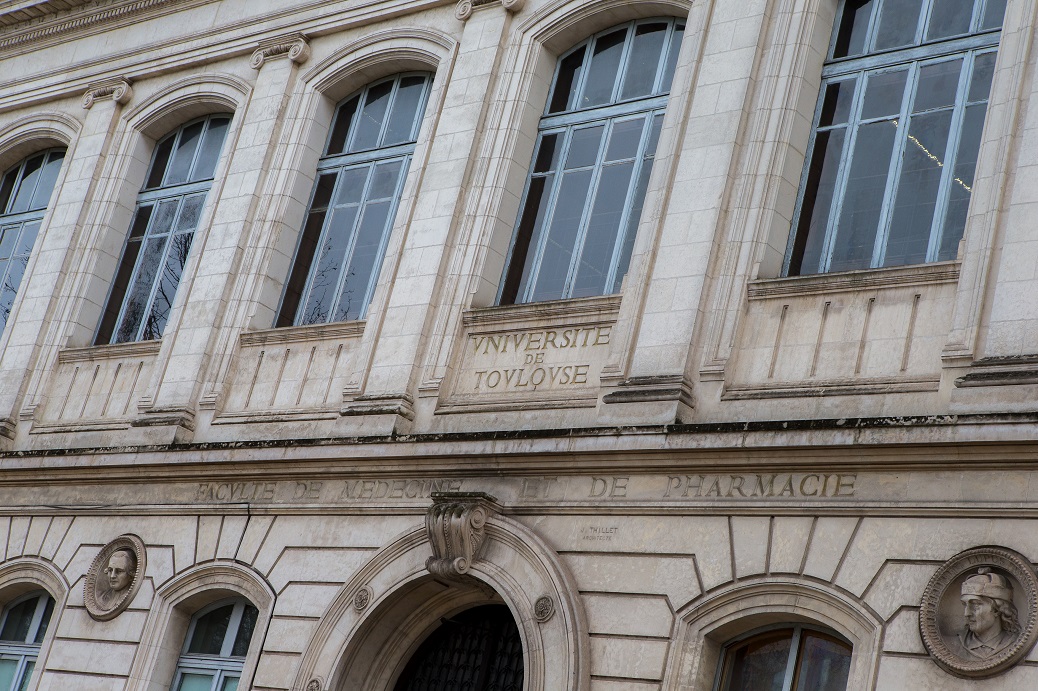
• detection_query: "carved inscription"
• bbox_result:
[463,326,611,394]
[664,473,856,498]
[195,479,463,504]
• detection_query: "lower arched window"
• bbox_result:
[171,598,258,691]
[0,591,54,690]
[716,625,851,691]
[394,604,523,691]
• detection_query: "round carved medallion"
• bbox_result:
[353,585,373,611]
[919,546,1038,678]
[533,595,555,622]
[84,534,147,621]
[305,678,323,691]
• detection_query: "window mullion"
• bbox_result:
[568,39,593,113]
[819,74,868,273]
[220,602,245,659]
[926,54,975,262]
[561,122,612,298]
[862,0,884,55]
[780,626,803,691]
[24,596,46,644]
[375,77,402,148]
[611,24,637,105]
[522,129,574,303]
[871,63,921,268]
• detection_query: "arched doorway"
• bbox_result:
[393,604,523,691]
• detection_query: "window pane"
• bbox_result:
[913,59,963,112]
[0,598,37,642]
[97,235,143,344]
[220,678,239,691]
[15,219,40,259]
[0,168,18,213]
[819,80,857,127]
[0,226,15,259]
[606,117,646,162]
[230,606,258,658]
[861,69,908,119]
[829,120,898,272]
[581,29,627,108]
[833,0,875,58]
[188,604,234,656]
[33,598,53,645]
[982,0,1008,30]
[277,173,336,328]
[147,136,176,190]
[144,229,195,340]
[659,24,684,91]
[549,46,586,114]
[0,233,30,329]
[300,204,359,325]
[15,660,33,691]
[30,151,64,210]
[383,76,427,146]
[620,23,667,100]
[793,633,852,691]
[529,168,593,302]
[501,175,552,304]
[115,235,168,343]
[968,52,997,102]
[0,658,18,691]
[176,672,216,691]
[164,121,205,186]
[939,103,986,260]
[873,0,924,51]
[571,160,634,297]
[721,630,794,691]
[9,154,44,214]
[566,126,605,169]
[790,129,846,275]
[534,134,561,173]
[192,117,230,182]
[327,96,360,155]
[926,0,975,40]
[334,198,392,322]
[884,109,952,266]
[351,81,394,152]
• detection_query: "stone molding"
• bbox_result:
[84,533,146,621]
[250,34,311,69]
[455,0,524,21]
[919,546,1038,679]
[82,77,133,109]
[747,261,960,300]
[425,492,499,580]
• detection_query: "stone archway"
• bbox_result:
[294,494,589,691]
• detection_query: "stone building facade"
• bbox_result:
[0,0,1035,689]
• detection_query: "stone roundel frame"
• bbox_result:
[919,545,1038,679]
[85,534,146,621]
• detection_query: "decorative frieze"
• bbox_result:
[250,34,311,69]
[82,77,132,109]
[425,492,499,580]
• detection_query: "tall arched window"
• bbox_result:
[171,598,258,691]
[716,625,851,691]
[498,18,684,305]
[0,149,64,333]
[785,0,1006,275]
[96,114,231,344]
[276,73,432,327]
[0,591,55,690]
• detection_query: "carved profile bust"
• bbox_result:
[920,546,1038,678]
[85,534,146,621]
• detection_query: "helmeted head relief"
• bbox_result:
[962,568,1013,603]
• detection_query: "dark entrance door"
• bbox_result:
[393,604,524,691]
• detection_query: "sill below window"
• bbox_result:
[465,294,622,328]
[58,339,162,363]
[240,320,365,346]
[748,261,960,300]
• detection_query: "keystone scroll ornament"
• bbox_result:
[425,492,499,580]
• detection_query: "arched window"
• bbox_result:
[276,73,433,327]
[171,598,258,691]
[716,625,851,691]
[96,114,231,344]
[0,149,64,333]
[0,591,55,690]
[498,19,684,305]
[393,604,523,690]
[785,0,1006,275]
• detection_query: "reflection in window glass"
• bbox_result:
[277,73,432,327]
[0,149,64,335]
[172,599,258,691]
[0,592,55,691]
[786,0,1005,275]
[499,18,684,305]
[717,626,851,691]
[97,114,231,344]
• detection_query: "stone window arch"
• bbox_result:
[0,558,69,691]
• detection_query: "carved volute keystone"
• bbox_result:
[82,78,133,109]
[920,546,1038,678]
[85,534,146,621]
[250,34,311,69]
[425,492,499,580]
[455,0,524,21]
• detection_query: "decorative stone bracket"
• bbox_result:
[456,0,524,21]
[250,34,311,69]
[82,78,133,109]
[425,492,500,580]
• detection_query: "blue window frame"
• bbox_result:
[0,591,55,691]
[0,149,64,334]
[96,114,231,344]
[785,0,1007,276]
[171,598,258,691]
[277,73,432,327]
[499,18,684,305]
